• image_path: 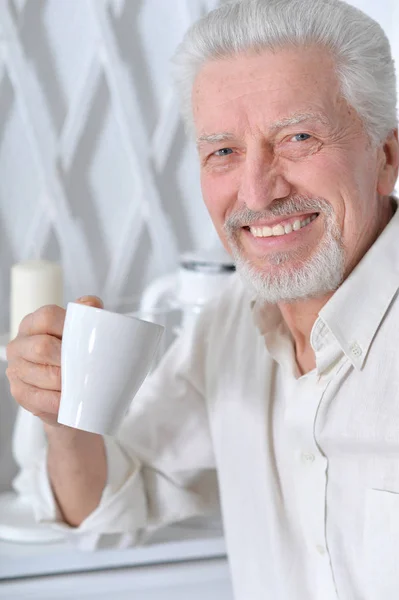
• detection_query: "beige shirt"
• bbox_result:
[19,200,399,600]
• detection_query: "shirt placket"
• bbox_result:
[284,323,339,600]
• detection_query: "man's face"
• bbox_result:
[193,46,396,302]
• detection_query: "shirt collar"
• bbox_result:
[251,197,399,371]
[316,197,399,370]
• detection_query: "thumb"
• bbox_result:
[74,295,104,309]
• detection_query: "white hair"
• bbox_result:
[172,0,398,144]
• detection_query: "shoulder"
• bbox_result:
[197,273,258,345]
[204,273,253,320]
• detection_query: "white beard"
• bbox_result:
[224,196,345,304]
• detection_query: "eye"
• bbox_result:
[213,148,234,157]
[292,133,312,142]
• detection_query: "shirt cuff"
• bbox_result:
[13,436,148,550]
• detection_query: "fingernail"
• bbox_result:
[76,296,103,305]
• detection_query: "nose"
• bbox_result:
[237,146,292,211]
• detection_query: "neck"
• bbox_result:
[278,294,333,375]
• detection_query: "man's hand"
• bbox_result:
[6,295,104,428]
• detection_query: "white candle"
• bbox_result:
[10,260,63,339]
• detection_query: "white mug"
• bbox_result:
[57,302,164,435]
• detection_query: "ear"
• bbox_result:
[377,129,399,196]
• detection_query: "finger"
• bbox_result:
[7,334,61,366]
[75,295,104,309]
[7,375,60,419]
[7,358,61,392]
[16,296,104,340]
[18,305,66,339]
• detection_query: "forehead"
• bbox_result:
[192,46,344,135]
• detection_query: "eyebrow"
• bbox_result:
[196,112,330,147]
[269,112,330,131]
[196,132,236,146]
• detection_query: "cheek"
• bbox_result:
[290,153,348,194]
[294,151,380,249]
[287,153,356,223]
[310,146,377,197]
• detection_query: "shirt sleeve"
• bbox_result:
[12,307,219,549]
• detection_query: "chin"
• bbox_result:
[232,241,345,304]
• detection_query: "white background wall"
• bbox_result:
[0,0,221,493]
[0,0,398,493]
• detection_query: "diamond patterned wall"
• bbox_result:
[0,0,221,335]
[0,0,220,492]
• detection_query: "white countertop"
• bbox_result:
[0,517,227,580]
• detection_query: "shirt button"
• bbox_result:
[350,342,362,358]
[316,545,326,556]
[301,452,315,464]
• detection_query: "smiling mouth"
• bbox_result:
[244,213,319,238]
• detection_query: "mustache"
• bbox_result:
[224,195,333,232]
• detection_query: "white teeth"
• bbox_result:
[262,226,273,237]
[250,214,318,238]
[292,220,302,231]
[284,223,293,234]
[272,224,285,236]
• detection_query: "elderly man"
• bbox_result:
[6,0,399,598]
